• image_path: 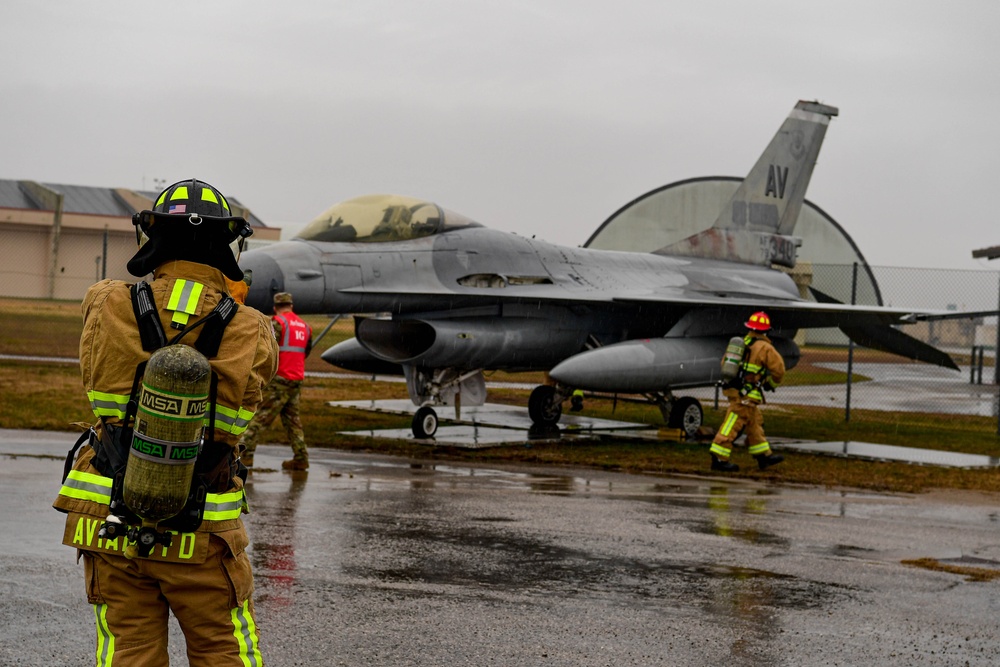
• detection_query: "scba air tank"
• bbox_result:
[720,336,746,381]
[123,345,211,522]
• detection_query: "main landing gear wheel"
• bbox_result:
[667,396,703,439]
[412,406,439,439]
[528,385,562,426]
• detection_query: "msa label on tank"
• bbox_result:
[130,432,201,464]
[138,384,209,421]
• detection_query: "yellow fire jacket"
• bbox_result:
[54,260,278,553]
[722,332,786,403]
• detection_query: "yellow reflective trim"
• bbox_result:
[59,470,113,504]
[203,490,247,521]
[170,186,189,201]
[167,280,184,310]
[87,390,130,419]
[167,279,203,313]
[68,470,113,489]
[210,404,255,435]
[167,280,203,328]
[231,599,262,666]
[155,190,167,207]
[94,603,115,666]
[710,443,731,457]
[719,412,739,437]
[220,194,231,212]
[748,442,771,455]
[201,187,219,204]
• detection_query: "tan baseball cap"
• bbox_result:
[273,292,294,306]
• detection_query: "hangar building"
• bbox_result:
[0,180,279,300]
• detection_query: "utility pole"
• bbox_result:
[21,182,65,300]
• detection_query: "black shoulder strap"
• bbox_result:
[191,296,239,359]
[157,294,239,359]
[130,282,167,352]
[205,371,220,447]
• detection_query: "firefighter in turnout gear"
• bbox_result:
[53,178,278,666]
[710,311,786,473]
[239,292,313,471]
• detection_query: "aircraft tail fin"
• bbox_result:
[660,100,839,267]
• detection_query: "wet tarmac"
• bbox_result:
[689,362,1000,418]
[5,428,1000,666]
[333,399,1000,468]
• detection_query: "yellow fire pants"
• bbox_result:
[82,531,262,666]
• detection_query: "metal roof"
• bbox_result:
[0,179,268,227]
[41,182,134,216]
[0,180,37,210]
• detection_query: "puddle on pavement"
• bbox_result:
[340,514,850,614]
[246,452,926,530]
[243,452,859,620]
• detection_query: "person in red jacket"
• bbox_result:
[239,292,313,470]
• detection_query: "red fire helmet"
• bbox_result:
[745,311,772,331]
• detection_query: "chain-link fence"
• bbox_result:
[768,263,1000,432]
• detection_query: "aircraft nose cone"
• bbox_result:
[239,250,283,312]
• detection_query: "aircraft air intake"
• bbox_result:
[355,316,586,371]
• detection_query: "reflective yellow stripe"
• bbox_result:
[60,470,113,504]
[155,190,168,207]
[203,490,247,521]
[94,603,115,666]
[87,391,243,428]
[167,279,204,327]
[231,599,263,666]
[719,412,739,437]
[170,186,189,201]
[201,187,219,204]
[60,470,245,520]
[710,443,731,458]
[87,390,130,419]
[211,404,255,436]
[748,442,771,456]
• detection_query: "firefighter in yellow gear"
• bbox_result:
[53,179,278,666]
[710,311,786,472]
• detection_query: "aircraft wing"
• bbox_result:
[614,292,945,330]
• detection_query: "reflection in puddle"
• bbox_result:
[246,473,307,608]
[695,486,789,546]
[343,513,850,616]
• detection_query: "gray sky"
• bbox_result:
[2,1,998,270]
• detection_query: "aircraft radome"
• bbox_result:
[241,100,963,440]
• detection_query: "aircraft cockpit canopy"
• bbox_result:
[296,194,482,243]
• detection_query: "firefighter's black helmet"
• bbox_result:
[128,179,252,280]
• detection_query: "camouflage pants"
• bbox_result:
[239,377,307,461]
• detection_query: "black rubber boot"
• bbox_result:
[755,453,784,470]
[711,455,740,473]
